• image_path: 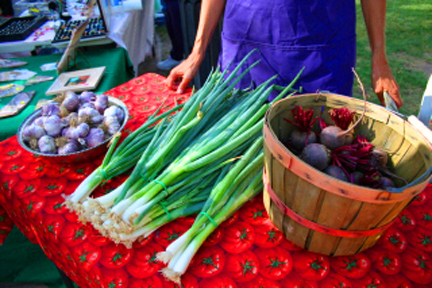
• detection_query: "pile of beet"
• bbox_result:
[284,106,406,190]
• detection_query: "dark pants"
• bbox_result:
[163,0,184,61]
[0,0,14,16]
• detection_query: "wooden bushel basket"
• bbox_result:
[263,93,432,256]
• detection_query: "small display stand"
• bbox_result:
[0,16,47,42]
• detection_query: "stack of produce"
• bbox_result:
[284,102,407,189]
[22,91,125,155]
[65,51,303,284]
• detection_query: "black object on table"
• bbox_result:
[52,17,107,43]
[0,16,47,42]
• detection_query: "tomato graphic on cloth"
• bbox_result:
[43,214,65,242]
[409,206,432,230]
[19,161,48,180]
[64,210,79,223]
[2,160,27,175]
[0,145,23,161]
[129,275,163,288]
[352,270,385,288]
[254,221,283,248]
[220,211,239,228]
[100,267,129,288]
[405,226,432,252]
[73,242,101,271]
[159,272,198,288]
[37,177,67,197]
[280,272,319,288]
[155,222,190,248]
[254,246,292,280]
[44,195,68,215]
[66,163,95,181]
[0,174,19,198]
[293,251,330,281]
[22,194,45,217]
[330,253,371,279]
[394,209,416,231]
[220,221,255,254]
[126,242,165,279]
[199,273,238,288]
[280,238,302,251]
[133,234,154,248]
[319,272,352,288]
[237,275,281,288]
[100,243,134,269]
[189,246,225,278]
[380,274,413,288]
[59,222,91,247]
[411,192,427,206]
[88,229,111,247]
[14,178,41,198]
[45,164,71,178]
[224,250,259,283]
[377,227,408,254]
[0,208,13,231]
[202,227,224,247]
[366,248,402,275]
[401,247,432,284]
[240,201,270,226]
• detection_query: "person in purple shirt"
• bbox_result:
[165,0,403,107]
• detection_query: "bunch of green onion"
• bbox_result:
[159,137,264,284]
[66,51,302,260]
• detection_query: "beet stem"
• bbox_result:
[338,68,368,138]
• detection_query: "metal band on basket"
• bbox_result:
[263,170,396,238]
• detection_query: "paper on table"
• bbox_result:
[0,60,28,69]
[0,84,25,98]
[0,91,35,119]
[40,62,58,71]
[0,70,37,82]
[25,76,54,86]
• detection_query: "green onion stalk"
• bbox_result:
[160,150,264,284]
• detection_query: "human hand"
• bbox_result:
[165,53,204,94]
[371,56,403,108]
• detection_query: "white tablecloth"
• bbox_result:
[107,0,155,76]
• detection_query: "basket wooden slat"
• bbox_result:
[263,93,432,256]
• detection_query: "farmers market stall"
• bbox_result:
[1,71,432,288]
[0,47,134,141]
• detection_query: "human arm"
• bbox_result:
[166,0,226,93]
[360,0,403,108]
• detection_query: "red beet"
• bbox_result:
[301,143,331,171]
[290,130,317,153]
[350,171,364,185]
[285,106,318,152]
[371,148,389,167]
[321,126,354,150]
[381,177,396,189]
[324,165,348,181]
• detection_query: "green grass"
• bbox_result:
[355,0,432,116]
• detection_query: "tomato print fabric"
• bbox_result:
[0,73,432,287]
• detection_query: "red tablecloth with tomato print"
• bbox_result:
[1,73,432,288]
